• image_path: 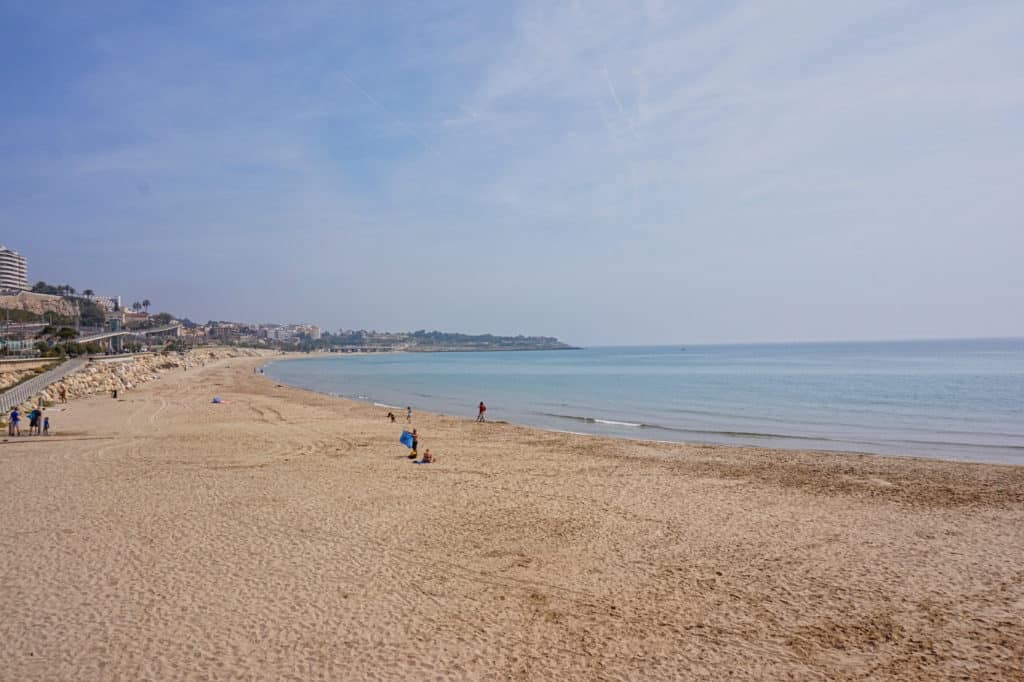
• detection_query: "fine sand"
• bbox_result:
[2,355,1022,680]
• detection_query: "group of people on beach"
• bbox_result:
[7,406,49,437]
[398,418,433,464]
[5,383,68,437]
[390,400,488,464]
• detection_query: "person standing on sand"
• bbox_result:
[9,408,20,436]
[409,429,419,459]
[406,406,412,423]
[59,384,67,403]
[476,401,486,422]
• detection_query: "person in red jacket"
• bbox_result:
[476,401,486,422]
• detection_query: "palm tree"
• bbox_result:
[142,299,151,313]
[132,302,142,312]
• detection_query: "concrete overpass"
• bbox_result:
[77,324,182,351]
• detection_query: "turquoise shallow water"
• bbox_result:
[265,339,1024,464]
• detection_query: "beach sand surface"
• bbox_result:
[2,356,1022,680]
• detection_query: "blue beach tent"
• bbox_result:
[399,430,414,449]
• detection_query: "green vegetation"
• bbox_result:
[31,281,76,295]
[33,340,106,358]
[292,329,575,352]
[76,298,106,326]
[406,329,567,348]
[163,339,188,353]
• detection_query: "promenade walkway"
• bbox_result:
[77,323,181,345]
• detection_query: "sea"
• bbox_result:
[264,338,1024,464]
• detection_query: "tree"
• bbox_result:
[142,299,151,313]
[132,302,142,312]
[74,299,105,327]
[83,289,94,297]
[56,327,79,340]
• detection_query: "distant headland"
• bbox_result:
[323,329,579,353]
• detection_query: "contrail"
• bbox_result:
[339,69,445,160]
[604,68,640,141]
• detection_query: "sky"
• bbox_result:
[1,1,1022,345]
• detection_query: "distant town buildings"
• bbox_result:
[82,293,122,311]
[0,246,29,292]
[0,245,329,356]
[265,324,321,343]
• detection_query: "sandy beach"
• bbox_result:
[2,354,1022,680]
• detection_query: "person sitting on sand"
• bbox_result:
[421,448,434,464]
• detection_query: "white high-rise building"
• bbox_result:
[0,246,29,291]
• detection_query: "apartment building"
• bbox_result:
[0,246,29,292]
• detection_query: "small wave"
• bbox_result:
[537,412,835,442]
[594,418,643,427]
[539,412,647,428]
[373,402,402,409]
[357,395,370,400]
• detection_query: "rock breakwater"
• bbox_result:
[3,347,270,414]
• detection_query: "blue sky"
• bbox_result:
[2,1,1022,344]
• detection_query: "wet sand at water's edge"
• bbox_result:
[2,356,1022,679]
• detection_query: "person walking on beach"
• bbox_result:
[43,416,50,436]
[476,401,487,422]
[406,406,412,423]
[9,408,20,437]
[59,384,67,403]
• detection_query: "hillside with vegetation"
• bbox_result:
[318,329,577,352]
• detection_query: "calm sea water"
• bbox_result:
[264,339,1024,464]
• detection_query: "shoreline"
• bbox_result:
[3,355,1022,678]
[262,355,1024,468]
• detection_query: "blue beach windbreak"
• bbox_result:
[400,431,414,449]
